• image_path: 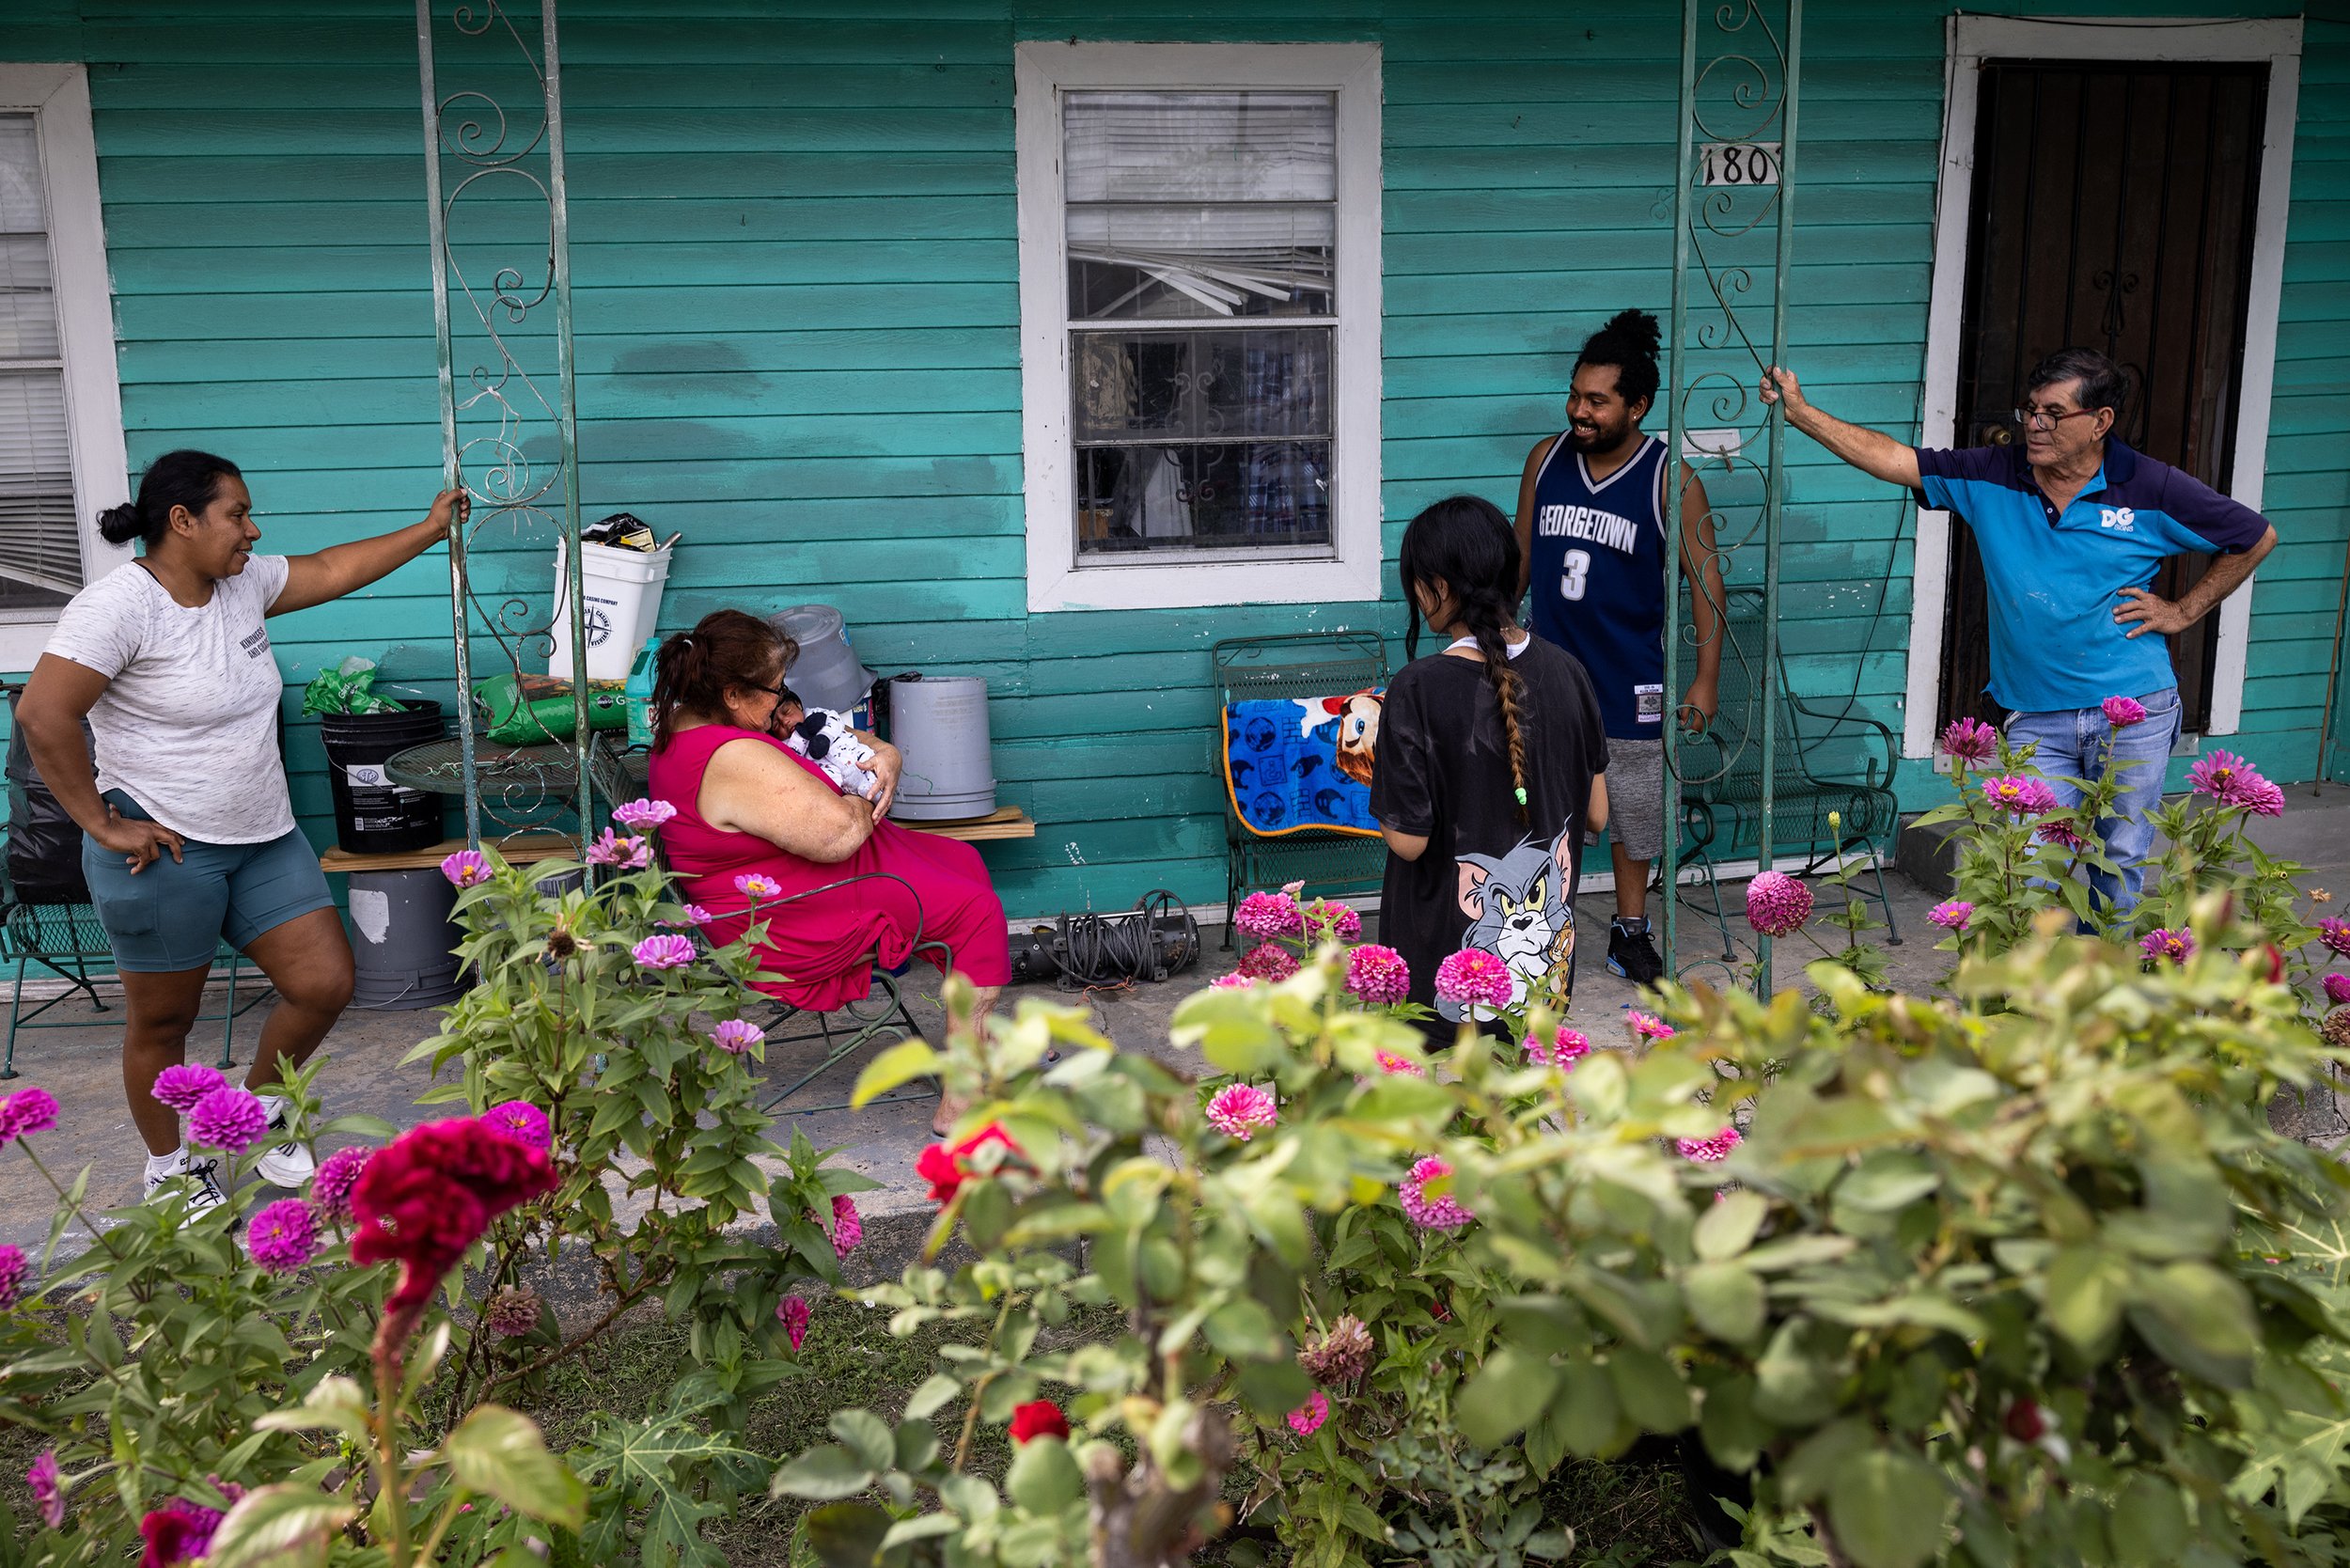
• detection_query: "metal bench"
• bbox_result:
[1674,588,1904,956]
[1213,631,1389,948]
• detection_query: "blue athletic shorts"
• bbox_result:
[81,792,335,973]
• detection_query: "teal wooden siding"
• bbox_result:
[4,1,2345,917]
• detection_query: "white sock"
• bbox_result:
[146,1146,188,1179]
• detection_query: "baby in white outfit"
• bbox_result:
[776,693,879,800]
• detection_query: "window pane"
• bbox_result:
[1073,328,1331,446]
[1068,204,1332,321]
[0,117,45,232]
[1075,441,1331,556]
[1063,92,1334,204]
[0,118,58,361]
[0,368,78,609]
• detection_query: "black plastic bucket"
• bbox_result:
[320,701,446,855]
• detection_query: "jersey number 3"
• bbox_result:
[1559,549,1591,603]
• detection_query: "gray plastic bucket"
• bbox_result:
[888,674,995,822]
[770,604,875,713]
[347,867,464,1010]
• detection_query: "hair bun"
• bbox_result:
[95,502,145,545]
[1602,308,1663,359]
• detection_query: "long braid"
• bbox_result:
[1461,591,1530,825]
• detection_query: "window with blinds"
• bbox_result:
[1065,91,1337,558]
[0,113,77,615]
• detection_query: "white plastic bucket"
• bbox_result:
[888,675,996,822]
[549,540,672,682]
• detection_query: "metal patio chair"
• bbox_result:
[1213,631,1390,948]
[1674,589,1904,957]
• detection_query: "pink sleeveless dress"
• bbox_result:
[649,723,1011,1011]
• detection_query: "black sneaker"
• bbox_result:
[1606,920,1666,985]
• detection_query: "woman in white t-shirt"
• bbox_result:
[18,449,463,1212]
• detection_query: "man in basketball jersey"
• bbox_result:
[1514,309,1723,987]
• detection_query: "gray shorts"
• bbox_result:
[1603,738,1665,861]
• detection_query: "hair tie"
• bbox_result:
[1514,787,1528,806]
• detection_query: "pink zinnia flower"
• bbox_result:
[632,934,696,970]
[1626,1011,1676,1042]
[2243,776,2286,818]
[1677,1126,1742,1164]
[1982,775,2059,817]
[1941,717,1998,766]
[1210,973,1258,990]
[1525,1027,1591,1071]
[1398,1155,1474,1232]
[777,1294,810,1351]
[0,1244,25,1309]
[1927,900,1974,932]
[1287,1389,1330,1437]
[1374,1049,1425,1077]
[310,1146,371,1221]
[0,1086,58,1146]
[2188,748,2259,808]
[1744,871,1812,938]
[151,1063,227,1114]
[479,1101,552,1152]
[2102,696,2147,728]
[734,872,782,901]
[2322,918,2350,960]
[187,1087,268,1153]
[707,1018,764,1054]
[1205,1083,1278,1141]
[1237,942,1300,982]
[441,848,494,888]
[486,1286,542,1339]
[1233,891,1305,941]
[244,1198,319,1274]
[828,1194,863,1257]
[666,903,713,927]
[584,828,651,870]
[2140,928,2194,965]
[610,797,677,832]
[1434,949,1513,1011]
[26,1449,62,1529]
[1344,944,1410,1005]
[2325,974,2350,1007]
[2034,817,2087,852]
[1300,898,1362,942]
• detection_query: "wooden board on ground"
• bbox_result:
[901,806,1035,842]
[319,834,577,873]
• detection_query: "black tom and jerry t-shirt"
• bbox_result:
[1369,638,1609,1024]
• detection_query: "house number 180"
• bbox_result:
[1699,142,1780,186]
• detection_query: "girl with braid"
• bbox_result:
[1371,496,1611,1031]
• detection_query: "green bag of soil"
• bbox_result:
[300,655,407,717]
[474,672,631,745]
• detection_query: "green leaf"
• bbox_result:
[800,1502,894,1568]
[252,1375,369,1443]
[1457,1345,1561,1449]
[1547,1360,1624,1458]
[2044,1244,2132,1353]
[202,1484,357,1568]
[1684,1262,1767,1345]
[1606,1349,1694,1433]
[1694,1190,1769,1262]
[882,1514,963,1547]
[2129,1261,2258,1388]
[1837,1152,1941,1213]
[1006,1435,1086,1514]
[2107,1472,2188,1566]
[1778,1419,1872,1505]
[828,1409,897,1474]
[442,1404,588,1531]
[903,1372,962,1421]
[1825,1450,1946,1568]
[851,1040,942,1108]
[1205,1298,1285,1362]
[770,1445,877,1501]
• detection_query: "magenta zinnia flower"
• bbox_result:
[2326,974,2350,1007]
[441,848,493,888]
[1343,944,1410,1005]
[1982,775,2059,817]
[1237,942,1300,982]
[2034,817,2088,852]
[1745,871,1812,937]
[707,1018,764,1054]
[2140,928,2194,965]
[26,1449,61,1529]
[1300,898,1362,942]
[151,1063,227,1114]
[1434,949,1513,1011]
[310,1145,371,1221]
[778,1294,810,1351]
[1927,900,1974,932]
[1526,1027,1591,1071]
[1287,1388,1330,1437]
[1205,1083,1278,1141]
[1627,1011,1676,1043]
[2102,696,2147,728]
[1233,891,1305,941]
[0,1244,24,1309]
[244,1198,318,1274]
[1677,1126,1742,1164]
[584,828,651,870]
[666,903,713,927]
[1941,716,1998,766]
[828,1194,863,1257]
[187,1087,268,1153]
[479,1100,552,1152]
[2187,748,2259,808]
[1210,973,1257,990]
[0,1086,58,1145]
[2323,918,2350,960]
[1374,1049,1425,1077]
[2243,776,2286,818]
[734,871,782,901]
[611,797,677,833]
[1399,1155,1474,1232]
[632,933,697,970]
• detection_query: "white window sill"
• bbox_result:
[1031,549,1382,613]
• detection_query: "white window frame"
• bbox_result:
[1903,16,2302,755]
[1014,41,1383,614]
[0,63,127,670]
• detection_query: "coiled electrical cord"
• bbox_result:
[1014,890,1202,991]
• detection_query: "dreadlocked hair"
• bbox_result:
[1574,307,1663,414]
[650,609,795,750]
[1398,494,1531,823]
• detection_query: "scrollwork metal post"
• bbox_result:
[414,0,592,851]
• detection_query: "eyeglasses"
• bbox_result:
[2012,405,2102,431]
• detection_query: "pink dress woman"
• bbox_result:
[650,723,1011,1012]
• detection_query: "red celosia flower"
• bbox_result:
[914,1122,1027,1205]
[2002,1396,2046,1443]
[1009,1400,1070,1444]
[351,1119,556,1314]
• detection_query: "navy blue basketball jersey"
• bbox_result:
[1526,433,1668,741]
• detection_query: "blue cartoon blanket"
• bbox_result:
[1221,691,1385,837]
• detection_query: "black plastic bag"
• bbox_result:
[4,697,93,906]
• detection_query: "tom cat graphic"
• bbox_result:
[1440,824,1577,1022]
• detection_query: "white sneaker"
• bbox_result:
[145,1152,227,1215]
[252,1105,316,1188]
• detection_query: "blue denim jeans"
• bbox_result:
[2003,685,2182,915]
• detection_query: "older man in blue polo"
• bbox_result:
[1759,346,2278,912]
